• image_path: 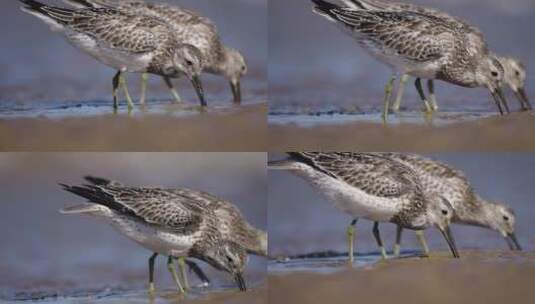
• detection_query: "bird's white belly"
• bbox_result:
[66,32,153,73]
[305,173,401,222]
[108,215,195,257]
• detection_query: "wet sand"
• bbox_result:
[0,103,267,151]
[5,284,268,304]
[269,111,535,151]
[269,251,535,304]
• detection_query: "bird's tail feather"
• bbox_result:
[311,0,343,22]
[20,0,75,29]
[341,0,387,10]
[62,0,98,8]
[59,203,109,215]
[267,158,298,170]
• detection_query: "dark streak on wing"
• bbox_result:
[314,3,453,63]
[287,152,417,198]
[60,182,204,233]
[25,0,165,54]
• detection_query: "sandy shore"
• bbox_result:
[0,104,266,151]
[269,251,535,304]
[269,112,535,151]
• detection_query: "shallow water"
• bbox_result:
[269,0,535,114]
[0,98,266,119]
[269,251,535,304]
[269,110,495,127]
[0,153,267,302]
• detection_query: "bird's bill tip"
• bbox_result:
[439,226,460,258]
[490,87,509,115]
[515,87,532,111]
[505,233,523,251]
[190,75,206,107]
[230,80,242,103]
[235,273,247,292]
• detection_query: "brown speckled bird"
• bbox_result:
[310,0,509,122]
[63,0,248,104]
[59,176,265,293]
[20,0,206,110]
[269,152,459,261]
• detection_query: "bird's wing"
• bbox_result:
[288,152,417,198]
[35,5,166,53]
[312,2,455,62]
[344,0,484,36]
[62,183,205,232]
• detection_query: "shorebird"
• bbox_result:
[59,176,262,293]
[63,0,248,104]
[20,0,206,111]
[497,56,532,111]
[310,0,509,122]
[342,0,531,113]
[377,153,522,254]
[269,152,460,261]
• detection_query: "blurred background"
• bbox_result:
[269,0,535,114]
[268,153,535,256]
[0,0,267,116]
[0,153,266,301]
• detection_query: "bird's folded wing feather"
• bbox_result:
[98,186,205,231]
[60,8,165,53]
[327,9,455,62]
[292,152,416,198]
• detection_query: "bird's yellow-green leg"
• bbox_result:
[167,256,185,294]
[415,230,430,256]
[372,222,388,259]
[112,71,121,111]
[140,73,148,105]
[177,257,189,291]
[427,79,439,112]
[347,218,358,264]
[382,75,397,123]
[392,74,409,112]
[148,253,158,294]
[119,72,135,111]
[393,225,403,257]
[163,76,182,103]
[415,78,433,115]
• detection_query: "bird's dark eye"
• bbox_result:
[503,216,509,221]
[442,210,448,215]
[186,60,193,66]
[515,71,520,76]
[241,66,246,71]
[491,71,498,77]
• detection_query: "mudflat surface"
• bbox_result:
[269,251,535,304]
[269,111,535,151]
[0,103,267,151]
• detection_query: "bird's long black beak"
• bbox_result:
[514,87,532,111]
[439,226,460,258]
[190,75,206,107]
[490,88,510,115]
[235,273,247,292]
[230,80,242,104]
[505,232,522,251]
